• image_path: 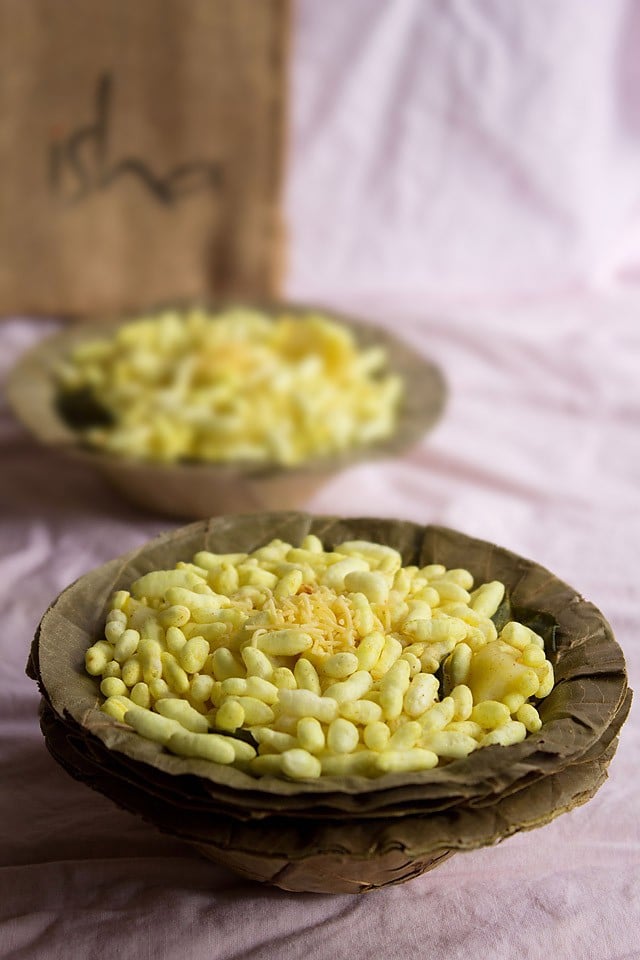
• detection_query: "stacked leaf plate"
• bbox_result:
[28,513,631,893]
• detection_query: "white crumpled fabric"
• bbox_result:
[286,0,640,305]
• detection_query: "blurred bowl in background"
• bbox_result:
[6,303,446,518]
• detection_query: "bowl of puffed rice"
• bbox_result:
[29,512,631,894]
[7,303,446,518]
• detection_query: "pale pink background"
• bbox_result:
[2,2,640,957]
[286,0,640,306]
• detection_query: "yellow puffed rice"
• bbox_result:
[57,308,404,466]
[87,535,556,780]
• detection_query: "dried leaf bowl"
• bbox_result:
[28,513,631,893]
[7,304,446,518]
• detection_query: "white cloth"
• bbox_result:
[286,0,640,304]
[1,292,639,959]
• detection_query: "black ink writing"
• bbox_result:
[49,73,223,205]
